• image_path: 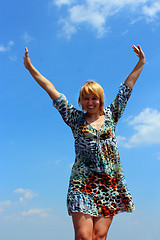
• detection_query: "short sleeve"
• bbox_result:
[53,94,81,129]
[107,82,132,124]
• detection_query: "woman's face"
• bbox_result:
[82,93,100,114]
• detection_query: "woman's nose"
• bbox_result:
[88,99,93,104]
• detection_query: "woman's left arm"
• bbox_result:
[125,45,146,90]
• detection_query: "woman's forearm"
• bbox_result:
[125,58,145,89]
[28,63,54,90]
[125,45,145,89]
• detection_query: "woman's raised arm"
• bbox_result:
[125,45,146,90]
[23,47,60,100]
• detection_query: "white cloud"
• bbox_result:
[22,208,52,217]
[58,19,77,39]
[53,0,74,6]
[117,135,127,145]
[14,188,37,202]
[0,41,14,52]
[68,4,109,38]
[143,1,160,18]
[0,44,7,52]
[8,41,14,47]
[0,200,12,212]
[118,108,160,148]
[22,32,34,44]
[52,0,160,38]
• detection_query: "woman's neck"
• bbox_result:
[86,111,103,121]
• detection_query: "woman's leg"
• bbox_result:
[71,212,94,240]
[92,216,113,240]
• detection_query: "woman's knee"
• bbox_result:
[92,230,108,240]
[92,216,113,240]
[75,228,92,240]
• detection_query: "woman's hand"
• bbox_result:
[23,47,32,70]
[132,45,145,62]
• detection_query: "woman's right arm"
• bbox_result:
[23,47,60,100]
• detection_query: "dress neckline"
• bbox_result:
[84,113,105,132]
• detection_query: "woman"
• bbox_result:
[23,45,145,240]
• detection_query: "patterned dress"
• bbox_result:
[53,82,135,217]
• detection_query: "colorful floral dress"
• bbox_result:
[53,82,135,217]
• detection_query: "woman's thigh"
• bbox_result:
[92,216,113,240]
[71,212,94,240]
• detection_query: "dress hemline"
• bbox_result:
[67,206,135,218]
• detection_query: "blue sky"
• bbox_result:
[1,0,160,239]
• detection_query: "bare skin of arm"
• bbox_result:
[125,45,146,90]
[23,47,60,100]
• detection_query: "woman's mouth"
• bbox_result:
[87,106,94,109]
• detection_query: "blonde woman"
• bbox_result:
[23,45,145,240]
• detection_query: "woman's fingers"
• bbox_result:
[132,45,145,60]
[137,45,141,51]
[25,47,29,57]
[132,45,139,53]
[132,45,139,57]
[23,47,32,69]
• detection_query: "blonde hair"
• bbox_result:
[78,80,105,115]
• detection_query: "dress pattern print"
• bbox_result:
[53,82,135,217]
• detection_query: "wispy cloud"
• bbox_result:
[156,152,160,160]
[22,32,34,44]
[54,159,61,164]
[117,108,160,148]
[9,55,17,62]
[53,0,73,6]
[22,208,52,217]
[0,41,14,52]
[1,191,52,222]
[58,19,77,39]
[14,188,37,202]
[0,200,12,213]
[121,30,129,36]
[51,0,160,38]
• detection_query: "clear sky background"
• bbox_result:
[1,0,160,239]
